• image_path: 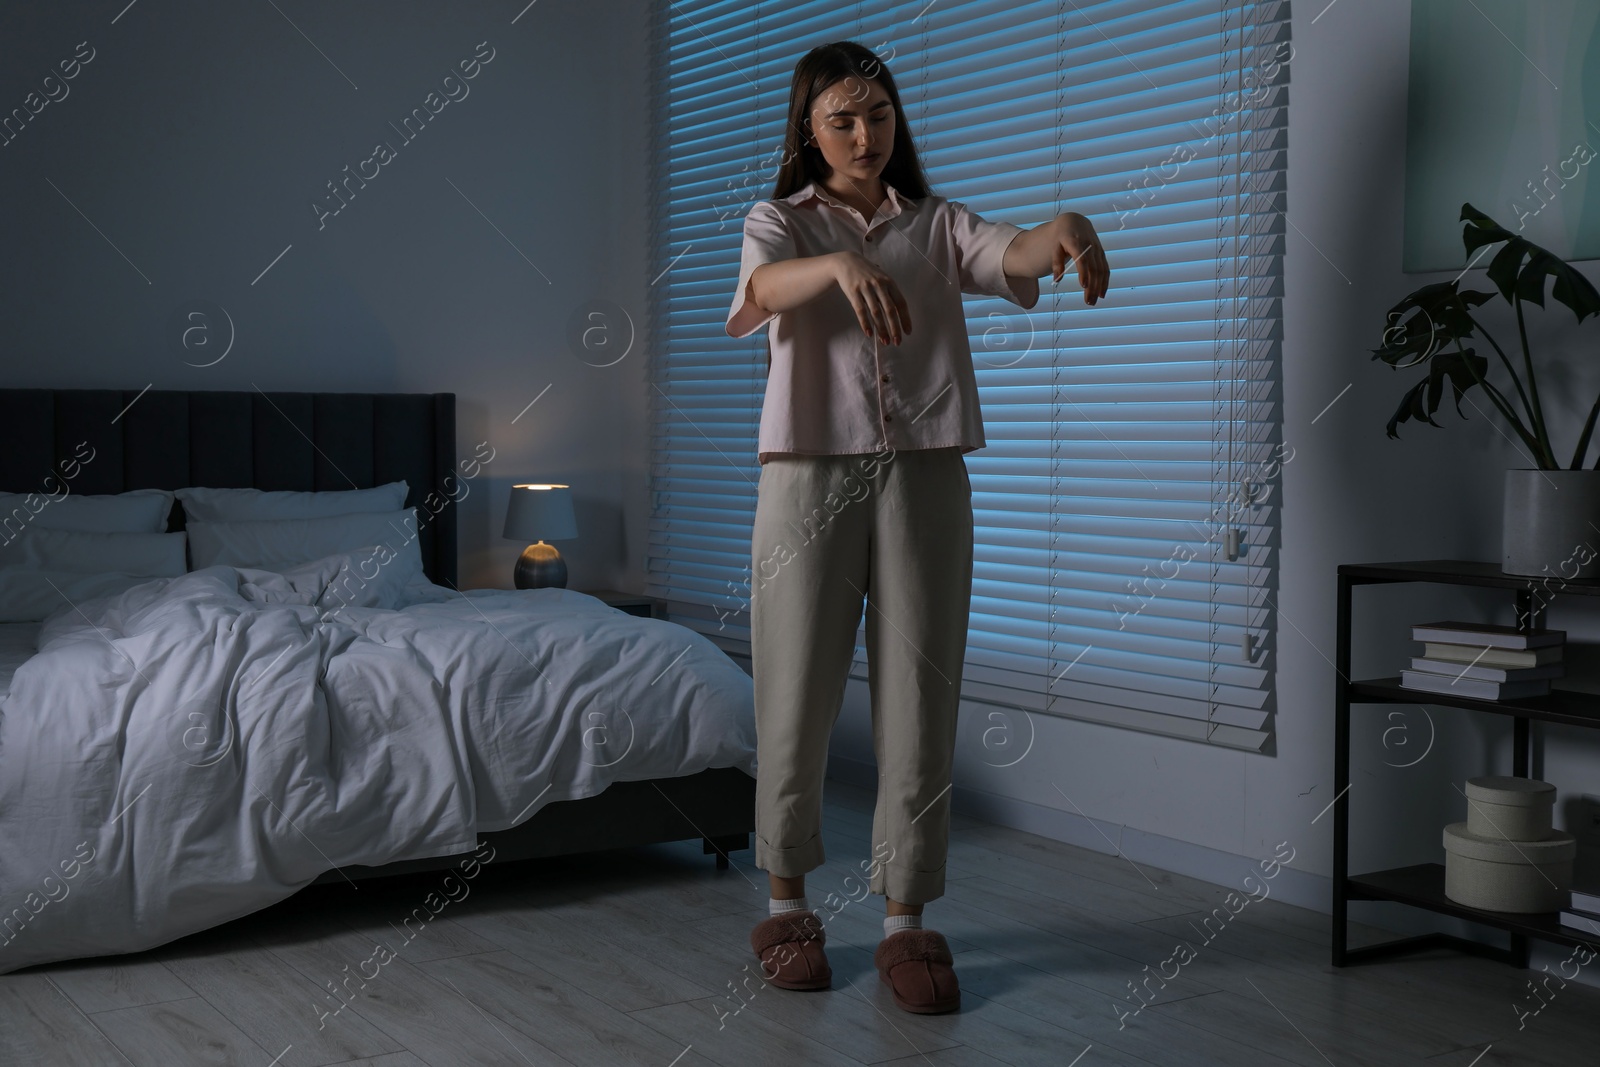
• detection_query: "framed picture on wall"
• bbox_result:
[1404,0,1600,271]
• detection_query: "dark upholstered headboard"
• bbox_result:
[0,389,458,587]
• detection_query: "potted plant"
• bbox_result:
[1373,203,1600,578]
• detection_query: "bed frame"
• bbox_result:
[0,388,755,882]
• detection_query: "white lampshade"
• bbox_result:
[503,484,578,541]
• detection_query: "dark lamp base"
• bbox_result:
[514,542,568,589]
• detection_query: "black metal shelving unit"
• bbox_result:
[1334,559,1600,967]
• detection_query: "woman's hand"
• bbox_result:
[1051,213,1110,306]
[832,251,912,346]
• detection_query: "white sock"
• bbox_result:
[884,913,922,936]
[770,895,809,916]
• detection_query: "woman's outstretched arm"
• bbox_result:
[748,254,842,315]
[750,252,912,345]
[1003,212,1110,305]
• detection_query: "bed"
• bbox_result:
[0,388,756,974]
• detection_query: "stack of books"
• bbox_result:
[1398,621,1565,700]
[1560,888,1600,936]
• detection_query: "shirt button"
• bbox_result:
[884,413,894,422]
[865,232,874,242]
[881,374,890,382]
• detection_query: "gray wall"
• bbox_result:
[0,0,654,593]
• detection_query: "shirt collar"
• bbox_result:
[787,178,907,223]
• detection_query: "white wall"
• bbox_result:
[0,0,655,595]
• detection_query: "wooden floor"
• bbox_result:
[2,778,1596,1066]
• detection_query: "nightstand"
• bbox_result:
[580,589,664,620]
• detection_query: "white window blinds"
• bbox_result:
[647,0,1289,752]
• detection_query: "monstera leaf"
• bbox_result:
[1385,347,1489,439]
[1374,204,1600,468]
[1460,203,1600,321]
[1371,281,1493,369]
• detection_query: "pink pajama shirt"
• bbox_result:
[726,178,1040,463]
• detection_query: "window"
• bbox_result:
[647,0,1290,751]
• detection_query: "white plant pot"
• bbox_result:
[1501,468,1600,578]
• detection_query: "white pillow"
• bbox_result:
[186,509,423,574]
[175,482,409,523]
[0,567,165,623]
[0,488,173,535]
[0,529,188,577]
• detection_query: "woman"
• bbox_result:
[725,40,1109,1016]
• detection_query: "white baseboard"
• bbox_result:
[826,752,1326,912]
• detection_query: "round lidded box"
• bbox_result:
[1443,821,1575,913]
[1463,775,1556,841]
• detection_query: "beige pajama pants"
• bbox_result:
[749,444,973,906]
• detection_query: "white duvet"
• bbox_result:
[0,555,756,974]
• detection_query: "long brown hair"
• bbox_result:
[771,41,932,202]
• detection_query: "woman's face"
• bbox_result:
[806,74,894,181]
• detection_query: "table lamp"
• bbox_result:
[503,483,578,588]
